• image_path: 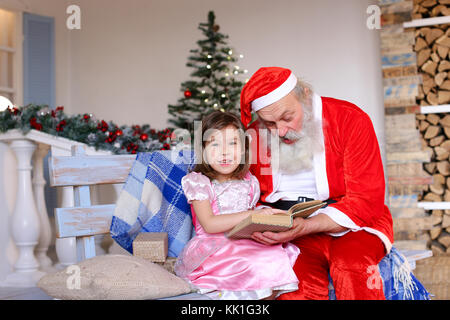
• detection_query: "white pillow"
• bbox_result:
[37,254,192,300]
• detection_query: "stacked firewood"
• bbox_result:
[415,23,450,106]
[385,114,433,251]
[380,0,435,251]
[411,1,450,254]
[417,113,450,253]
[379,0,450,253]
[413,0,450,19]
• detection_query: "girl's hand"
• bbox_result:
[256,208,287,215]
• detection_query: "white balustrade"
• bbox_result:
[0,129,115,286]
[32,143,55,272]
[1,139,45,287]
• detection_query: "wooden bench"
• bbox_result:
[47,145,431,298]
[48,145,136,261]
[48,145,208,300]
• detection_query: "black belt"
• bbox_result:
[262,196,337,211]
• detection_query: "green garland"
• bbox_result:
[0,104,173,154]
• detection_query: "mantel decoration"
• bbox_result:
[0,104,173,154]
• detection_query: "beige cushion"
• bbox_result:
[37,254,191,300]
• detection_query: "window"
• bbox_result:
[0,8,16,104]
[23,12,55,108]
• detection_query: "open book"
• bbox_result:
[226,200,326,239]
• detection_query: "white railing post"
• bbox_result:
[0,129,116,279]
[0,142,13,281]
[1,139,45,287]
[32,143,55,272]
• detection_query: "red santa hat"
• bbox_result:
[240,67,298,128]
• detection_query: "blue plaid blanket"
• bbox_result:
[110,149,195,257]
[110,149,430,300]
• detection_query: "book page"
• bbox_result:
[289,201,325,218]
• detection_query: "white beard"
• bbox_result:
[277,135,316,174]
[261,104,323,174]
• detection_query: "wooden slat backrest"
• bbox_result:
[49,145,136,261]
[54,204,116,238]
[48,152,136,187]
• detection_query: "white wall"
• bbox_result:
[66,0,383,139]
[0,0,384,280]
[0,0,384,136]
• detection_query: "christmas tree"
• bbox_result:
[168,11,246,132]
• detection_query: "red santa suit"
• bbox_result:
[241,67,394,300]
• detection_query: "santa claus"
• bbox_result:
[241,67,394,300]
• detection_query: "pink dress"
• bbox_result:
[174,171,300,300]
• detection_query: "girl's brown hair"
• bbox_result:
[192,111,250,180]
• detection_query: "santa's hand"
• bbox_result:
[251,217,307,245]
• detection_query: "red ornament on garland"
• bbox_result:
[184,90,192,98]
[97,120,108,132]
[30,117,43,131]
[140,133,148,141]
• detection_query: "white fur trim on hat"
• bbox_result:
[251,73,298,112]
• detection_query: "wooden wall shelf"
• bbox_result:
[403,16,450,28]
[420,104,450,114]
[417,201,450,210]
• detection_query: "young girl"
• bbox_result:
[174,111,300,300]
